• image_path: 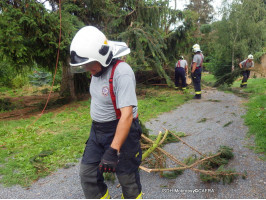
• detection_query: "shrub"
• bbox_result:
[11,75,29,89]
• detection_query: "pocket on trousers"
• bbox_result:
[132,119,142,140]
[117,148,142,174]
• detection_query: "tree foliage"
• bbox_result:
[1,0,265,93]
[186,0,215,24]
[0,0,83,71]
[59,0,186,86]
[208,0,266,78]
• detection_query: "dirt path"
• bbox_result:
[0,88,265,199]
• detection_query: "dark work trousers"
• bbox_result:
[241,70,250,86]
[80,118,142,199]
[192,67,202,96]
[175,67,187,88]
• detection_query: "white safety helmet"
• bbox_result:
[192,44,201,53]
[247,54,254,60]
[70,26,114,67]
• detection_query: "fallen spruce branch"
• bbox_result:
[142,131,163,160]
[141,135,221,173]
[165,128,204,156]
[140,131,246,183]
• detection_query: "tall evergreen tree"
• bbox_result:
[0,0,202,96]
[60,0,184,86]
[0,0,83,99]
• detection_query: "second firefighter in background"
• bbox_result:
[191,44,204,99]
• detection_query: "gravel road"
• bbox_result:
[1,88,265,199]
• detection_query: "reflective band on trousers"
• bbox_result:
[136,192,143,199]
[242,82,247,85]
[195,91,201,94]
[121,192,142,199]
[100,189,111,199]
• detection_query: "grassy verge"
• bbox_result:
[231,78,266,159]
[201,73,217,86]
[0,86,192,187]
[0,101,91,186]
[0,85,60,98]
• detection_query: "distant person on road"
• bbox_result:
[191,44,204,99]
[175,55,188,91]
[239,54,254,88]
[69,26,142,199]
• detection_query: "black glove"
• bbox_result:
[99,147,118,173]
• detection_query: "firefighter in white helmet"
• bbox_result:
[191,44,204,99]
[70,26,142,199]
[239,54,254,88]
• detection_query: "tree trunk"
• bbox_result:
[231,47,235,72]
[161,67,174,87]
[73,73,89,95]
[60,58,77,101]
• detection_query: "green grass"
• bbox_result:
[244,94,266,157]
[0,86,192,187]
[0,85,60,98]
[138,87,192,122]
[232,78,266,159]
[0,100,91,186]
[201,73,217,86]
[232,78,266,95]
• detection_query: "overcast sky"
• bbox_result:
[170,0,223,10]
[41,0,224,21]
[169,0,224,21]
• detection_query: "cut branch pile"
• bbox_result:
[140,129,246,184]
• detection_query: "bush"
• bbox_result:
[0,98,15,111]
[0,62,16,87]
[28,69,52,86]
[11,75,29,89]
[200,24,212,34]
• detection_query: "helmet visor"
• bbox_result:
[70,61,98,73]
[70,65,89,73]
[70,51,91,66]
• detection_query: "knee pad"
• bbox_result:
[79,163,107,198]
[117,172,141,199]
[79,163,98,183]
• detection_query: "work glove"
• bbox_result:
[99,147,118,173]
